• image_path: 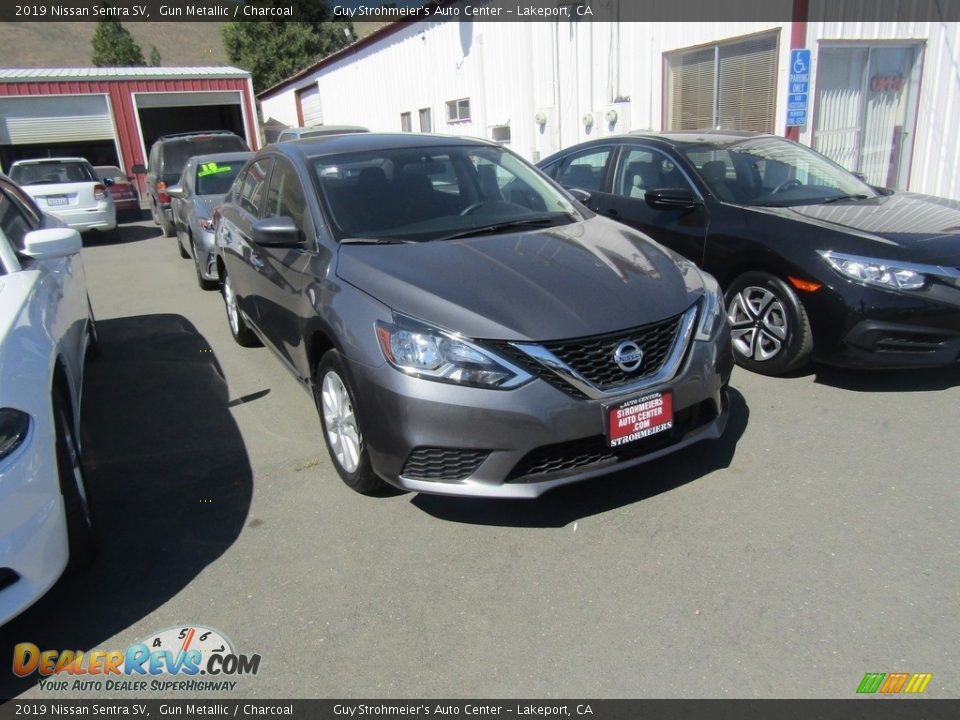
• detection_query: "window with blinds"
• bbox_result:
[665,32,778,133]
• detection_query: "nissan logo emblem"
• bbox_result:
[613,341,644,373]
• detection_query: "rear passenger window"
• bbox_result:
[238,159,274,216]
[556,148,611,192]
[0,188,39,253]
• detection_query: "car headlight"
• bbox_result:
[375,317,531,389]
[818,250,926,290]
[0,409,30,462]
[695,271,725,341]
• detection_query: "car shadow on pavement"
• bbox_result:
[412,388,749,528]
[0,314,252,699]
[83,224,163,247]
[812,363,960,392]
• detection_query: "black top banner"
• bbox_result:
[2,0,959,23]
[1,700,959,720]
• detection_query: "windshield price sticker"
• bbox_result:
[198,163,232,177]
[607,392,673,447]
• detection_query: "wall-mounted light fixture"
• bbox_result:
[535,112,547,126]
[583,113,594,128]
[606,109,618,124]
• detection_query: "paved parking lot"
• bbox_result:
[2,217,958,699]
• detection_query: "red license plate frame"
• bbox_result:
[606,391,674,448]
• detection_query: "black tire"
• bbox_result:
[53,392,98,571]
[221,271,261,347]
[315,350,385,494]
[149,197,160,226]
[85,302,100,361]
[192,237,218,291]
[725,271,813,376]
[160,212,176,238]
[177,232,190,258]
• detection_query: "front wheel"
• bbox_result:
[221,271,260,347]
[193,238,218,291]
[725,271,813,376]
[315,350,385,494]
[53,392,97,570]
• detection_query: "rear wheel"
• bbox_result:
[53,392,97,570]
[160,212,175,239]
[177,232,190,258]
[725,271,813,375]
[221,271,260,347]
[315,350,385,494]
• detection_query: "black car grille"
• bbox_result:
[506,399,716,483]
[495,313,685,397]
[401,447,490,482]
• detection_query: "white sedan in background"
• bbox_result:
[0,174,98,625]
[8,157,116,234]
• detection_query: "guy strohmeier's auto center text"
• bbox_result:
[333,706,595,716]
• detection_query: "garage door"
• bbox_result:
[297,84,323,126]
[0,95,114,144]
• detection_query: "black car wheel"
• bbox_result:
[221,271,261,347]
[177,234,190,258]
[315,350,385,494]
[160,212,176,239]
[149,197,160,226]
[192,237,218,291]
[54,392,98,570]
[725,271,813,375]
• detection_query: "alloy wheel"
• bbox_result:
[223,275,240,335]
[728,286,789,362]
[321,371,362,474]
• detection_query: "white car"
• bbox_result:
[8,157,116,234]
[0,174,98,625]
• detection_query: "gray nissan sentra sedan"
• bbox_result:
[214,134,734,498]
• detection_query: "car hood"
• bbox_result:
[780,192,960,265]
[336,217,704,342]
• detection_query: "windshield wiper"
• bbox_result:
[433,216,569,242]
[820,193,870,204]
[340,237,415,245]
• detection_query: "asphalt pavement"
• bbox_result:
[1,217,958,699]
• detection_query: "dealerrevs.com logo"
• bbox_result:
[13,625,261,692]
[857,672,933,695]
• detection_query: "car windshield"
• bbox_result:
[312,145,581,242]
[163,136,248,176]
[680,137,879,207]
[194,160,244,196]
[10,160,96,185]
[95,166,127,183]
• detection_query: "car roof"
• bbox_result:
[270,132,499,159]
[185,151,253,165]
[282,125,369,136]
[627,129,768,146]
[11,157,89,166]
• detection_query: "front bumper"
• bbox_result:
[0,421,70,625]
[348,333,733,498]
[805,276,960,369]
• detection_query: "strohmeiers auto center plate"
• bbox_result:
[606,392,673,447]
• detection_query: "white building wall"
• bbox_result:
[258,14,959,200]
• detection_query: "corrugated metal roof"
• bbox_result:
[0,66,250,82]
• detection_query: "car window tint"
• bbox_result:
[10,160,96,185]
[238,159,274,216]
[195,161,245,197]
[3,182,42,227]
[687,149,753,202]
[263,160,307,230]
[0,189,37,253]
[556,148,611,192]
[616,149,695,198]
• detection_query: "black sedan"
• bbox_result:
[539,131,960,375]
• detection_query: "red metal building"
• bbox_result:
[0,66,259,193]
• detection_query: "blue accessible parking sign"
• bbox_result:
[787,49,811,127]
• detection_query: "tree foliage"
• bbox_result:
[149,46,162,67]
[91,20,146,67]
[222,1,353,93]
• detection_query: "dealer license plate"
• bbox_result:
[46,196,68,206]
[606,391,673,448]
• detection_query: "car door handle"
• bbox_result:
[251,254,264,272]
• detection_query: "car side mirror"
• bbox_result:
[103,178,115,186]
[166,185,183,199]
[20,227,82,259]
[131,164,147,175]
[567,188,592,205]
[252,216,303,247]
[645,188,702,210]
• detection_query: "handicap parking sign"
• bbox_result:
[787,49,811,127]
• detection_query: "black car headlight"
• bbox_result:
[0,409,30,462]
[818,250,927,291]
[695,272,725,341]
[376,317,531,389]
